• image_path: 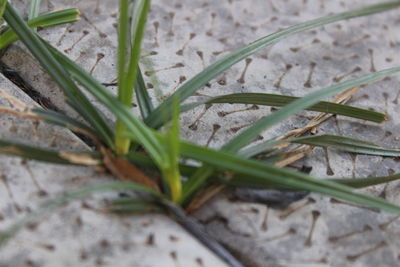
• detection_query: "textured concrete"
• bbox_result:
[2,0,400,266]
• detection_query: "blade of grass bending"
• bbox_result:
[145,1,400,129]
[0,182,161,247]
[3,4,114,149]
[136,67,154,120]
[115,0,150,155]
[45,41,168,169]
[243,133,400,163]
[0,8,80,49]
[174,138,400,214]
[181,93,385,123]
[183,66,400,201]
[288,134,400,157]
[0,139,101,165]
[240,134,400,158]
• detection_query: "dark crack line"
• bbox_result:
[0,61,96,148]
[0,61,60,111]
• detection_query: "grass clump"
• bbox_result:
[1,1,400,265]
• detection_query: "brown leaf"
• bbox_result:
[101,147,160,191]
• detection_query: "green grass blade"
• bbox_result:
[28,0,42,34]
[239,134,400,158]
[109,197,161,213]
[330,174,400,189]
[0,181,161,247]
[145,1,400,129]
[222,174,400,190]
[223,67,400,153]
[117,0,129,94]
[238,138,294,158]
[3,4,114,148]
[136,67,154,120]
[0,0,6,22]
[127,153,198,178]
[289,134,400,157]
[175,139,400,214]
[0,139,101,165]
[162,98,182,203]
[28,0,42,21]
[182,93,385,123]
[27,8,79,27]
[124,0,149,94]
[0,8,80,49]
[115,0,150,155]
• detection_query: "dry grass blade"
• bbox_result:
[273,86,360,166]
[186,184,225,213]
[0,105,40,120]
[275,86,360,147]
[0,86,33,110]
[58,152,101,166]
[274,145,313,168]
[0,87,99,142]
[0,86,46,121]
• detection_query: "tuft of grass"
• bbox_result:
[2,1,400,265]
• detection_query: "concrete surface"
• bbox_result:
[2,0,400,266]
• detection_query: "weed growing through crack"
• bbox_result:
[2,1,400,265]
